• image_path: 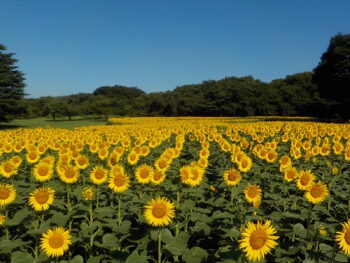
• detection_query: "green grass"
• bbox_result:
[0,116,108,130]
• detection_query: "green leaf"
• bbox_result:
[51,211,70,226]
[125,250,148,263]
[334,253,348,262]
[192,222,211,235]
[101,233,120,249]
[293,223,307,238]
[164,238,187,256]
[68,255,84,263]
[10,251,34,263]
[87,255,104,263]
[0,239,23,253]
[318,243,333,253]
[226,227,240,241]
[114,220,131,235]
[183,247,208,263]
[6,208,32,226]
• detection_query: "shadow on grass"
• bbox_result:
[0,124,26,130]
[44,118,107,122]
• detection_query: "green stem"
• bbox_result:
[5,210,9,240]
[96,185,99,208]
[306,202,312,241]
[89,201,93,225]
[230,187,235,204]
[158,230,162,263]
[67,184,71,211]
[117,196,122,226]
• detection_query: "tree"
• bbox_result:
[313,33,350,120]
[0,44,26,122]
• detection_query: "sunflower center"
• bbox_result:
[228,172,237,181]
[241,160,248,168]
[158,160,166,169]
[153,172,162,181]
[48,234,64,249]
[0,187,10,200]
[130,154,136,161]
[287,170,296,179]
[78,158,85,165]
[110,158,117,166]
[345,229,350,245]
[249,230,267,249]
[191,170,199,180]
[29,152,37,160]
[140,169,149,179]
[94,170,105,179]
[65,169,75,179]
[35,191,50,204]
[38,166,49,176]
[300,175,310,186]
[114,176,125,187]
[247,187,259,198]
[4,163,13,173]
[152,204,167,218]
[310,186,323,198]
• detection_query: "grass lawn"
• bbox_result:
[0,116,108,130]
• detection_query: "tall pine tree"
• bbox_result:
[0,44,26,122]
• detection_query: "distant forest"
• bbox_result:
[23,72,323,120]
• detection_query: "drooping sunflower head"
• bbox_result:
[239,220,279,262]
[108,173,130,193]
[90,166,108,185]
[0,184,16,207]
[144,196,175,227]
[244,184,262,204]
[40,227,72,258]
[28,187,55,212]
[336,219,350,256]
[305,181,329,204]
[223,168,242,186]
[296,170,315,190]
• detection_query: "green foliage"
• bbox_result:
[0,44,26,122]
[313,33,350,121]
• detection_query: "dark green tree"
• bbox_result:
[313,33,350,120]
[0,44,26,122]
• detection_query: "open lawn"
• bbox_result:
[0,116,108,130]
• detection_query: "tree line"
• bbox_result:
[1,33,349,122]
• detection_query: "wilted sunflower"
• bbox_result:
[239,220,279,261]
[223,168,242,186]
[296,170,315,190]
[33,162,54,182]
[90,166,108,185]
[144,196,175,227]
[305,181,329,204]
[108,173,130,193]
[0,184,16,207]
[244,184,262,204]
[40,227,72,258]
[28,187,55,211]
[336,219,350,256]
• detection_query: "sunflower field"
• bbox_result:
[1,117,350,263]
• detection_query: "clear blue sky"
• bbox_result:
[1,0,349,98]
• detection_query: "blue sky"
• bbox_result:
[1,0,349,98]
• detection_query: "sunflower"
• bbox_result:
[244,184,262,204]
[26,151,41,164]
[154,157,169,172]
[296,170,315,190]
[33,162,54,182]
[75,155,89,170]
[188,165,204,187]
[284,167,298,182]
[40,227,72,258]
[135,164,154,184]
[0,184,16,207]
[59,166,80,184]
[90,166,108,185]
[0,160,18,178]
[97,148,109,160]
[180,166,192,185]
[28,187,55,211]
[108,173,130,193]
[305,181,329,204]
[144,196,175,227]
[82,187,94,201]
[238,156,252,173]
[265,151,278,163]
[336,219,350,256]
[151,170,166,185]
[239,220,279,261]
[0,214,5,226]
[223,168,242,186]
[279,155,292,172]
[127,151,139,165]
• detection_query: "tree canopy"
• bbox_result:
[0,44,26,122]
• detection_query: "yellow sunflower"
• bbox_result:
[0,214,5,226]
[0,184,16,207]
[135,164,154,184]
[336,219,350,256]
[238,156,252,173]
[144,196,175,227]
[151,170,166,185]
[0,160,18,178]
[244,184,262,204]
[89,166,108,185]
[180,166,192,185]
[40,227,72,258]
[305,181,329,204]
[59,166,80,184]
[296,170,315,190]
[82,187,94,201]
[239,220,279,261]
[75,155,89,170]
[223,168,242,186]
[26,151,41,164]
[284,167,298,182]
[154,157,170,172]
[33,162,54,182]
[265,151,278,163]
[28,187,55,211]
[108,173,130,193]
[127,151,139,165]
